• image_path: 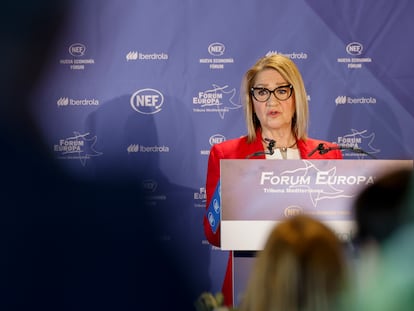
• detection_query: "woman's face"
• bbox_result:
[251,68,295,133]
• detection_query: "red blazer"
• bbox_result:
[203,132,342,306]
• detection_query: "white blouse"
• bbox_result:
[265,148,301,160]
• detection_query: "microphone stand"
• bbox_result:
[246,150,272,159]
[265,138,275,155]
[320,145,377,159]
[246,139,276,159]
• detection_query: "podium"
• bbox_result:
[219,159,413,306]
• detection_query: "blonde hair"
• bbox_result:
[239,215,346,311]
[242,54,309,143]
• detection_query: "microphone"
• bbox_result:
[307,143,325,157]
[334,145,377,159]
[264,138,276,155]
[246,138,276,159]
[308,143,377,159]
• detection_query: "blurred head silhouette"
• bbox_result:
[0,2,195,310]
[353,167,413,248]
[239,214,347,311]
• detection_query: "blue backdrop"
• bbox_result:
[28,0,414,301]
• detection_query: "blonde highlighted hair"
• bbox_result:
[242,54,309,143]
[239,215,347,311]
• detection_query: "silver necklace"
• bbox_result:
[262,138,297,159]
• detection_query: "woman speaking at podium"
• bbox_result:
[203,54,342,307]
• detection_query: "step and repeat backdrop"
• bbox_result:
[29,0,414,300]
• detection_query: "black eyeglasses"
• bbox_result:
[250,84,293,102]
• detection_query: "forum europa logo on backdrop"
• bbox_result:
[336,129,380,158]
[53,131,103,166]
[192,84,240,119]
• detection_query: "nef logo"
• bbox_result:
[130,88,164,114]
[69,43,86,57]
[284,206,303,217]
[208,42,225,56]
[142,179,158,192]
[346,42,363,55]
[209,134,225,146]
